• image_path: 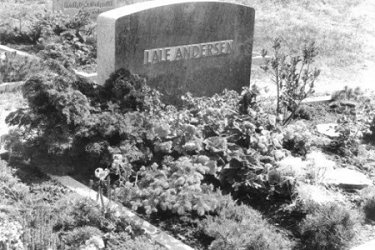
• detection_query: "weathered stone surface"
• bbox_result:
[322,168,373,189]
[97,0,255,105]
[316,123,340,138]
[52,0,131,16]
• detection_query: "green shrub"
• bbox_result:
[359,186,375,221]
[299,203,357,250]
[204,200,293,250]
[105,232,164,250]
[54,195,116,231]
[61,226,102,248]
[261,38,320,125]
[282,121,312,156]
[0,159,29,202]
[5,65,296,213]
[0,51,42,83]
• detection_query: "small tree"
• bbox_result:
[261,38,320,125]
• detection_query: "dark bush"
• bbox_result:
[359,187,375,221]
[204,199,293,250]
[299,203,357,250]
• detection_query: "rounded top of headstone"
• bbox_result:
[99,0,253,20]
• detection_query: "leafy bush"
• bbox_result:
[0,218,24,250]
[282,121,312,156]
[299,203,357,250]
[261,38,320,125]
[204,199,293,250]
[60,226,102,248]
[105,232,163,250]
[324,116,360,157]
[0,51,42,83]
[0,9,96,70]
[117,157,224,215]
[359,186,375,221]
[5,65,302,214]
[0,159,29,202]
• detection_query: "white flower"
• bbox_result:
[95,168,109,181]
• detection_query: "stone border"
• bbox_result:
[0,81,24,93]
[302,95,332,104]
[74,70,98,82]
[0,45,37,59]
[48,174,194,250]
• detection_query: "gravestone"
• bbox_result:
[97,0,255,104]
[52,0,132,16]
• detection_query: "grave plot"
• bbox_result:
[1,0,375,250]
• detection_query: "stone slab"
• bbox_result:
[322,168,373,190]
[74,70,98,82]
[0,45,38,59]
[301,95,332,104]
[97,0,255,105]
[48,174,194,250]
[316,123,340,138]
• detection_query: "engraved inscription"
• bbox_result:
[143,40,234,64]
[63,0,114,9]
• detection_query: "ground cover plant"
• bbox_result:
[0,159,163,249]
[0,2,97,73]
[5,53,375,248]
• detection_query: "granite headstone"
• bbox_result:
[97,0,255,104]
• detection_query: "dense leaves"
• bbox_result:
[6,65,318,217]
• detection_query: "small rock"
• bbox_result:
[329,101,340,109]
[316,123,340,138]
[322,168,373,190]
[340,100,357,108]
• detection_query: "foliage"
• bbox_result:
[22,204,60,250]
[60,226,102,248]
[204,199,293,250]
[104,232,163,250]
[0,9,91,45]
[261,38,320,125]
[0,159,160,249]
[359,186,375,221]
[0,9,96,69]
[282,121,313,156]
[299,202,357,250]
[325,116,360,157]
[5,65,312,217]
[0,218,24,250]
[331,86,363,102]
[0,51,42,83]
[0,159,29,202]
[117,156,224,216]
